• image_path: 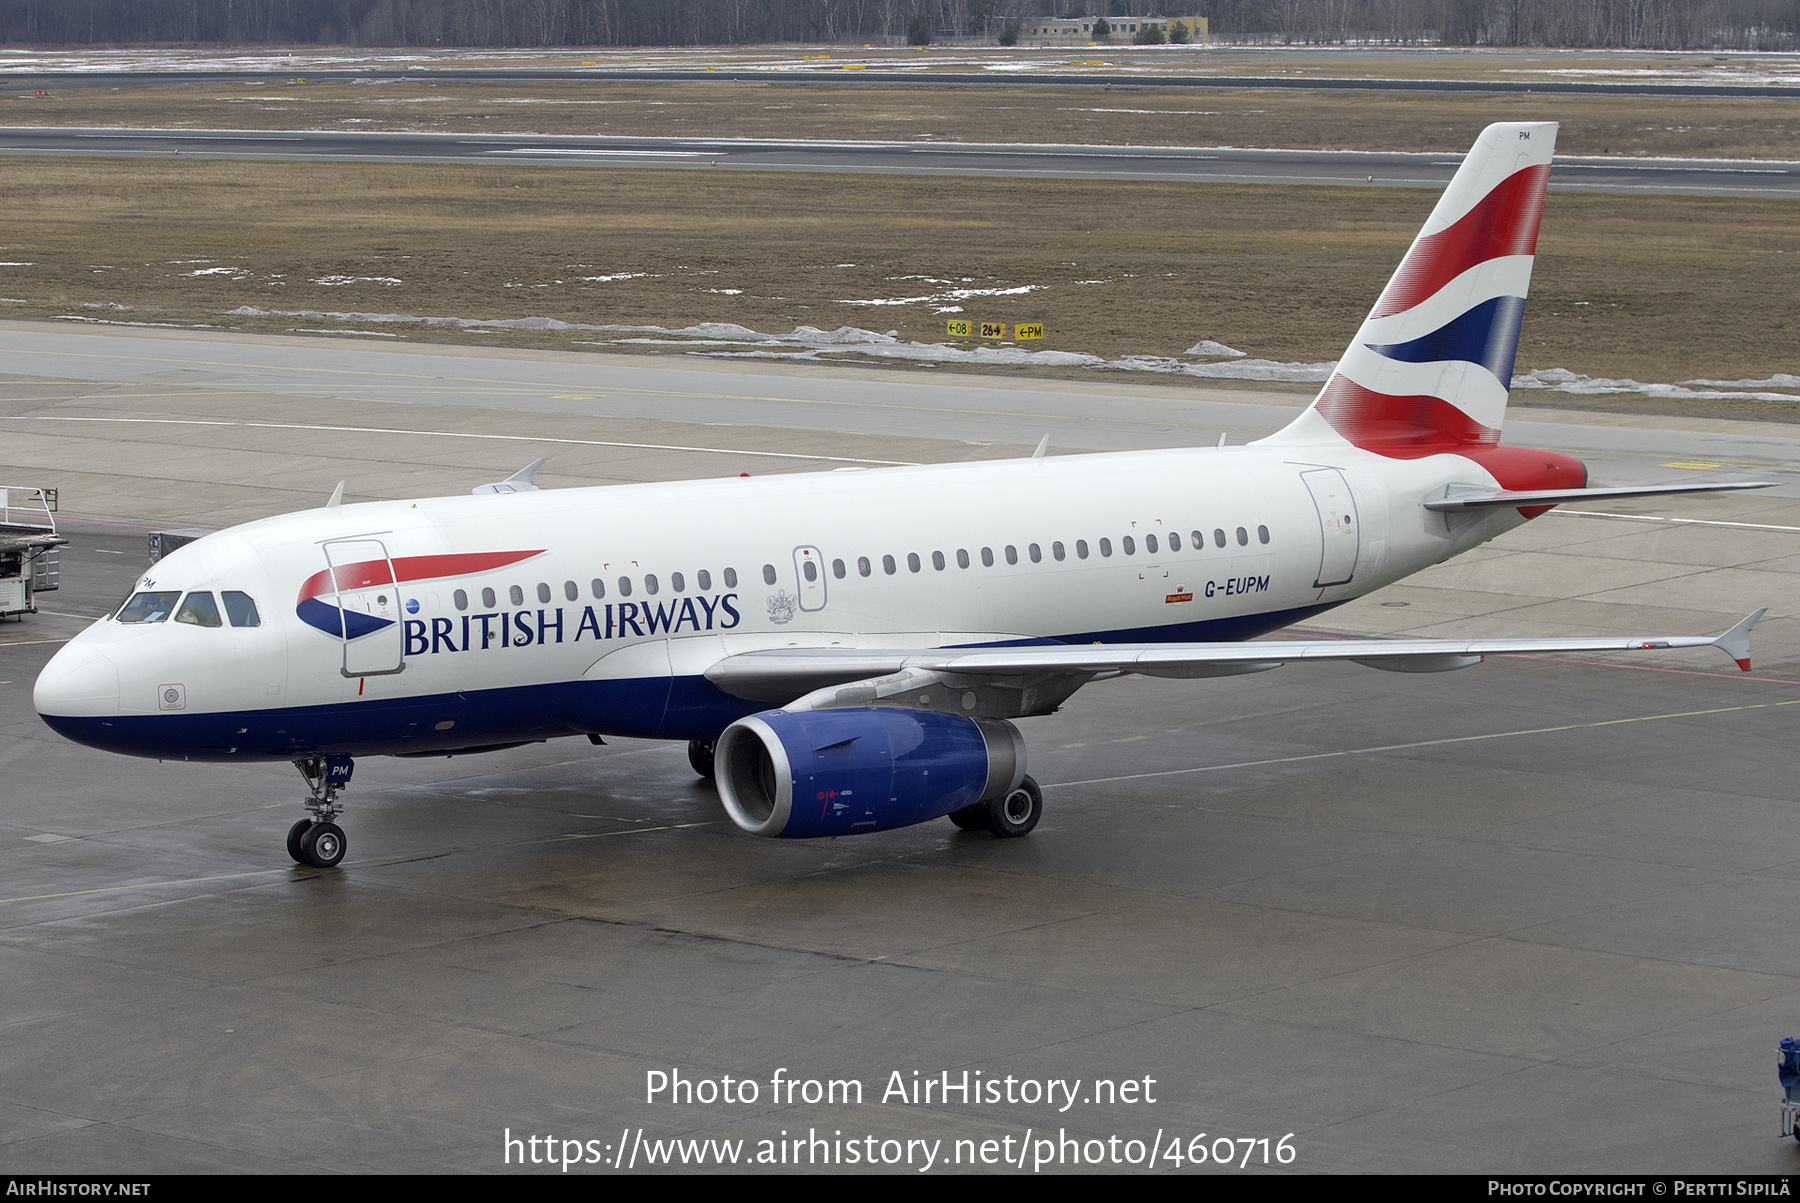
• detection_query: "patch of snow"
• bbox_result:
[55,316,217,328]
[185,267,248,278]
[840,284,1041,307]
[579,273,654,282]
[1681,373,1800,390]
[1184,340,1247,358]
[312,275,402,287]
[1512,367,1800,403]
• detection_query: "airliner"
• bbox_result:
[33,121,1773,868]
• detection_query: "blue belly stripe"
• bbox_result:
[40,602,1341,761]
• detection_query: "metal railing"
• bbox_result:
[0,486,57,532]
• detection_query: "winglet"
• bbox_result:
[1715,608,1766,672]
[472,457,548,495]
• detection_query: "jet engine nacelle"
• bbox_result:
[715,707,1026,838]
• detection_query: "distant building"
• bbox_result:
[1029,15,1208,41]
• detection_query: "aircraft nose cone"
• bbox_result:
[34,640,120,718]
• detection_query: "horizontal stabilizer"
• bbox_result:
[1425,480,1777,512]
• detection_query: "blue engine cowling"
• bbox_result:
[714,707,1026,838]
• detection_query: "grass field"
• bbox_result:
[0,156,1792,415]
[9,77,1800,161]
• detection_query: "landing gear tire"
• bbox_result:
[300,821,347,868]
[286,818,315,864]
[946,804,986,831]
[983,775,1042,838]
[688,739,717,779]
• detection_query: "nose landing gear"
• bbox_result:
[289,755,353,868]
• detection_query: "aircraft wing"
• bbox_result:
[703,610,1766,712]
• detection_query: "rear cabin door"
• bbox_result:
[1301,469,1361,588]
[322,538,406,677]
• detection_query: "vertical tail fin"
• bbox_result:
[1264,121,1557,456]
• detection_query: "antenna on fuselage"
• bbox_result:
[1031,435,1049,459]
[1217,433,1228,447]
[326,481,345,508]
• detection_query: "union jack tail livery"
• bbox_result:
[1269,121,1556,458]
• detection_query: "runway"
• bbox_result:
[5,67,1797,99]
[3,324,1800,1173]
[4,126,1795,197]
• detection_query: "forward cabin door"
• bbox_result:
[1301,469,1360,588]
[322,538,406,677]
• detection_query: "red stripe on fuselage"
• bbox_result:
[296,549,545,605]
[1370,163,1550,320]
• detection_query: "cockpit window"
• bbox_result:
[175,592,223,628]
[221,591,261,628]
[116,591,182,623]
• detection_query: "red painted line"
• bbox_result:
[52,517,163,530]
[1515,655,1800,685]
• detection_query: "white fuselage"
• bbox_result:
[34,442,1528,760]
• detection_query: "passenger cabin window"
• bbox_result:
[762,564,777,586]
[1191,530,1203,550]
[1258,525,1271,544]
[175,592,222,628]
[931,551,945,571]
[1168,532,1180,552]
[1146,534,1158,554]
[221,591,261,628]
[981,547,994,567]
[565,580,580,601]
[1099,538,1113,557]
[697,570,711,590]
[957,549,970,569]
[482,587,497,608]
[858,557,872,578]
[454,588,469,611]
[802,561,818,582]
[1029,543,1042,563]
[537,582,552,604]
[116,591,181,623]
[590,579,605,599]
[1005,545,1018,565]
[618,577,633,597]
[1053,542,1065,561]
[1122,536,1135,556]
[510,585,524,606]
[1076,540,1089,560]
[671,572,685,593]
[882,555,896,576]
[832,560,845,579]
[907,553,921,573]
[1214,529,1227,548]
[1236,527,1249,546]
[645,574,659,595]
[723,567,738,588]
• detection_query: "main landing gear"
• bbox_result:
[687,738,716,780]
[289,755,353,868]
[948,775,1043,838]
